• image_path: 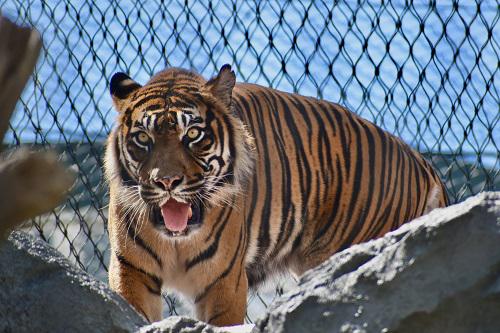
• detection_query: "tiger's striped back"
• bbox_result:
[231,83,448,285]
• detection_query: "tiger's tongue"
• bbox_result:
[160,198,190,232]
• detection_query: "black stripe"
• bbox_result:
[132,85,172,94]
[322,103,338,136]
[180,182,205,193]
[171,100,197,109]
[290,227,304,253]
[126,225,163,268]
[348,121,376,243]
[367,138,400,238]
[402,149,415,224]
[360,125,389,240]
[304,100,328,221]
[316,102,335,187]
[313,170,321,221]
[289,96,313,152]
[276,94,311,249]
[261,91,293,251]
[140,187,160,196]
[115,252,162,294]
[308,156,345,255]
[236,221,247,290]
[144,103,163,112]
[336,114,364,250]
[214,113,227,172]
[233,95,259,258]
[115,133,138,186]
[222,112,236,180]
[126,143,144,164]
[314,154,344,242]
[247,91,272,254]
[185,173,204,186]
[285,205,298,251]
[206,155,226,172]
[311,105,350,249]
[131,94,166,109]
[288,95,313,206]
[332,107,351,182]
[185,205,232,271]
[207,311,226,324]
[128,300,150,322]
[194,223,244,304]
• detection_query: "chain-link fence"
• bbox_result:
[1,0,499,321]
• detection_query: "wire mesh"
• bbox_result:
[1,0,498,321]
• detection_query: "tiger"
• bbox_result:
[104,64,448,326]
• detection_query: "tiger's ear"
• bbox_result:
[205,64,236,109]
[109,72,142,111]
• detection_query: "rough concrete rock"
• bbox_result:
[139,316,256,333]
[257,191,500,333]
[0,231,146,333]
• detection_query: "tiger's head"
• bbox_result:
[106,65,254,237]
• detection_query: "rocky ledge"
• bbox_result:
[0,191,499,333]
[257,191,500,333]
[0,230,146,332]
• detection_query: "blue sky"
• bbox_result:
[2,0,498,167]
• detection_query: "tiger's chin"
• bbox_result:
[149,198,204,238]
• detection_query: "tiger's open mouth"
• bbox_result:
[150,198,203,237]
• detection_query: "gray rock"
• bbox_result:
[3,191,499,333]
[0,231,146,333]
[139,316,256,333]
[256,191,500,333]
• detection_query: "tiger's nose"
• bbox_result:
[153,175,183,191]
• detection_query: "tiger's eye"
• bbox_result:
[137,132,150,144]
[187,128,200,140]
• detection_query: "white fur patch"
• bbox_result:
[424,185,441,214]
[150,168,160,180]
[120,78,137,87]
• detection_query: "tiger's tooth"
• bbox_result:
[188,207,193,219]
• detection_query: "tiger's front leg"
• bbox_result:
[109,252,163,322]
[194,265,248,326]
